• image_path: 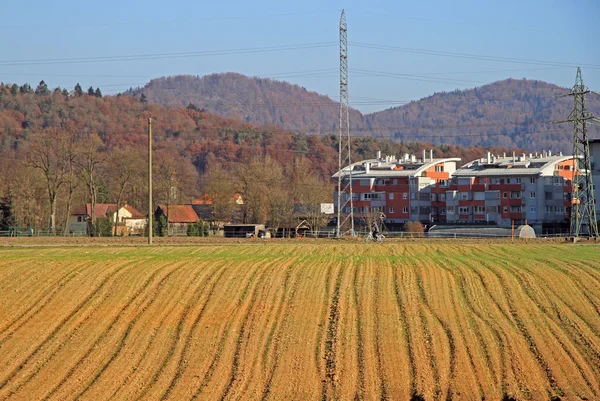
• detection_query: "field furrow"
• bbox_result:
[0,242,598,400]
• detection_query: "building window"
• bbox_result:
[431,193,436,201]
[530,177,535,184]
[530,206,536,213]
[458,206,470,214]
[506,178,511,184]
[503,206,508,213]
[403,192,408,199]
[439,179,449,187]
[459,192,471,201]
[439,193,446,201]
[510,191,522,198]
[411,193,416,200]
[503,192,507,199]
[516,178,522,184]
[545,192,553,200]
[447,206,455,214]
[440,207,446,215]
[474,192,485,201]
[474,206,485,214]
[393,179,397,185]
[410,207,418,214]
[77,216,84,223]
[435,165,443,172]
[389,206,394,214]
[403,206,408,214]
[530,192,536,198]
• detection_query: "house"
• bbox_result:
[154,204,200,235]
[69,203,147,235]
[192,194,244,228]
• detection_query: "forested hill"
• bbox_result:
[127,74,600,153]
[0,83,506,178]
[368,78,600,153]
[126,73,366,136]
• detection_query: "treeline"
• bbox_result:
[0,82,514,232]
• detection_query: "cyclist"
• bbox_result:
[372,221,381,241]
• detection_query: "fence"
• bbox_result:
[0,228,572,239]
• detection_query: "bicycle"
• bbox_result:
[364,232,385,243]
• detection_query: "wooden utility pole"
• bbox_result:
[148,118,153,245]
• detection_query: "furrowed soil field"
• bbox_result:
[0,241,599,400]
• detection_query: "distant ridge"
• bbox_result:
[127,73,600,153]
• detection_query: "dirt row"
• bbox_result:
[0,243,598,400]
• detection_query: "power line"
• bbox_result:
[351,42,600,69]
[0,42,337,67]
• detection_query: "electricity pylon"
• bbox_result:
[336,9,355,237]
[559,68,599,238]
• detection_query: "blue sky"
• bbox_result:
[1,0,598,113]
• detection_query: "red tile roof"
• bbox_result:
[72,203,146,219]
[157,205,200,223]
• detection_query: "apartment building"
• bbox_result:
[451,151,574,232]
[333,150,575,232]
[590,139,600,219]
[333,150,461,225]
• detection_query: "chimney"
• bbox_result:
[423,149,427,162]
[512,151,516,163]
[365,162,370,174]
[411,154,416,163]
[376,150,381,160]
[529,153,532,159]
[404,153,409,162]
[559,151,563,156]
[548,150,552,157]
[430,149,433,161]
[487,151,491,164]
[503,152,506,158]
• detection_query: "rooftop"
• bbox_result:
[454,151,573,177]
[333,150,461,179]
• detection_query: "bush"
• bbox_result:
[403,221,425,238]
[187,221,210,237]
[156,216,167,237]
[94,217,113,237]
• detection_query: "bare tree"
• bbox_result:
[105,146,144,235]
[289,158,331,233]
[77,133,105,235]
[62,130,81,235]
[234,155,285,224]
[27,128,71,233]
[201,165,238,226]
[154,146,199,234]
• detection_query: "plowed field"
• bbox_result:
[0,242,598,400]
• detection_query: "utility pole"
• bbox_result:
[557,68,599,239]
[336,9,354,237]
[148,117,153,245]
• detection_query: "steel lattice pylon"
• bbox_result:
[567,68,599,238]
[336,9,354,237]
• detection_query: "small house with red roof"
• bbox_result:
[69,203,147,235]
[154,204,201,235]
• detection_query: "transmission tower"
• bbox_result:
[563,68,599,238]
[336,9,355,237]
